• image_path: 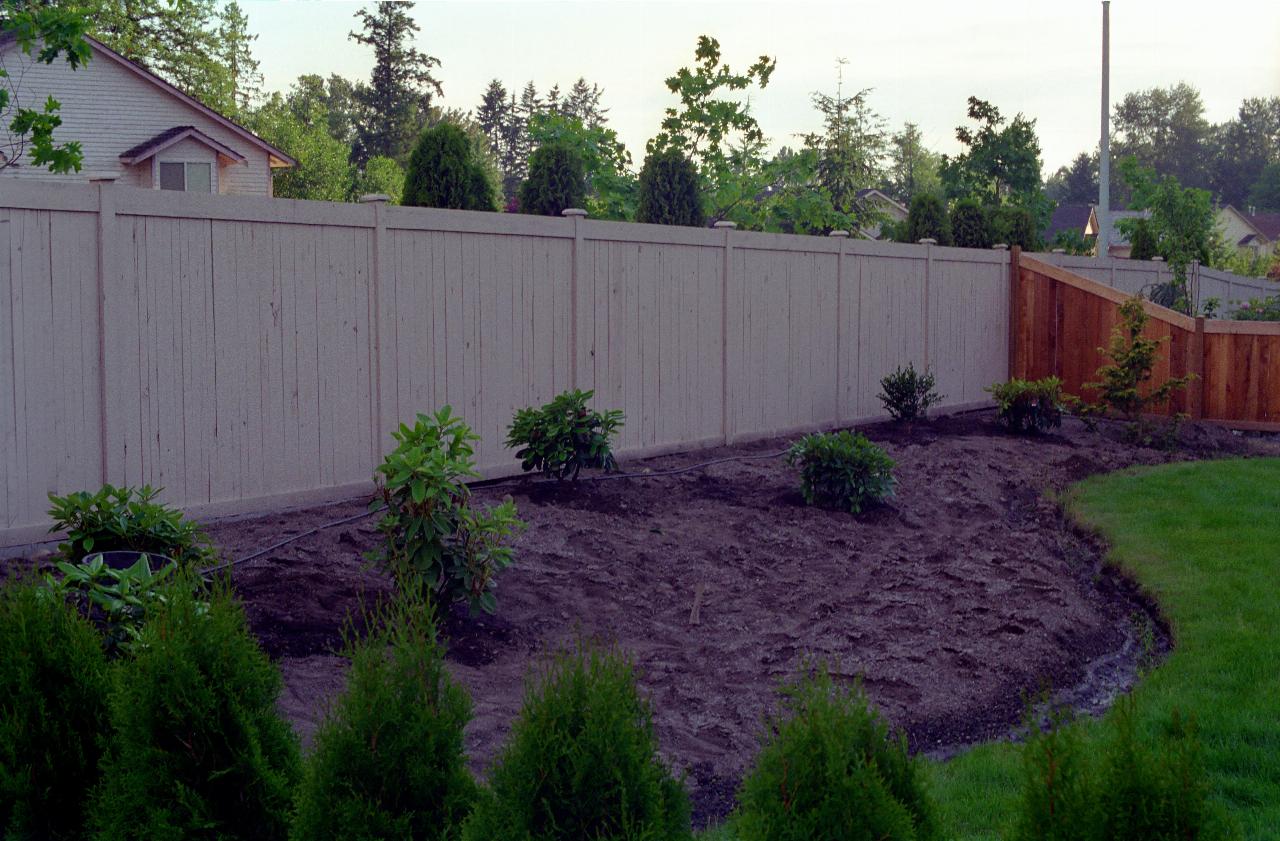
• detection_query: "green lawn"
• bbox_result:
[703,457,1280,839]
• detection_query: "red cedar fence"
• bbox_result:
[1011,251,1280,432]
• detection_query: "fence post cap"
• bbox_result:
[712,220,737,229]
[992,243,1009,250]
[828,230,850,238]
[917,238,937,245]
[1151,256,1165,262]
[1051,248,1067,254]
[561,208,588,217]
[88,176,117,184]
[359,194,390,204]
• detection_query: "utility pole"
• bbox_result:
[1098,0,1111,257]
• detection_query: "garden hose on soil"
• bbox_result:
[203,447,791,575]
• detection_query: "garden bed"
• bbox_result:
[207,411,1279,827]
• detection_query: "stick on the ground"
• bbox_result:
[690,582,705,625]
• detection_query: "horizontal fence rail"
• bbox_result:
[1,182,1013,545]
[1014,256,1280,432]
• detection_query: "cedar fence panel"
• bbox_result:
[1015,256,1279,430]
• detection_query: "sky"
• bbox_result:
[242,0,1280,175]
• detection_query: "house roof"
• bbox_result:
[119,125,247,165]
[0,34,295,168]
[1094,209,1148,247]
[855,188,909,217]
[1044,203,1093,241]
[1245,212,1280,241]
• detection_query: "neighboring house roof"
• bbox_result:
[0,33,295,168]
[855,188,909,218]
[119,125,247,165]
[1090,208,1148,248]
[1245,212,1280,242]
[1044,203,1093,242]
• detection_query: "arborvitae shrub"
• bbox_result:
[636,148,704,227]
[291,595,476,841]
[0,577,110,840]
[403,122,495,211]
[462,641,691,841]
[735,666,937,841]
[991,205,1039,251]
[519,143,587,216]
[906,193,951,245]
[1008,706,1096,841]
[91,578,300,841]
[950,198,991,249]
[1128,217,1159,261]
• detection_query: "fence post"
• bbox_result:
[830,230,850,423]
[1189,316,1205,420]
[360,194,389,465]
[93,178,116,485]
[1008,245,1022,380]
[563,208,588,389]
[918,238,935,372]
[716,220,736,445]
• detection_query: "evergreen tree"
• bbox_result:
[950,198,991,249]
[518,142,587,216]
[636,149,704,227]
[215,1,260,113]
[884,122,941,205]
[1046,151,1099,205]
[349,1,442,165]
[905,192,950,245]
[402,122,496,211]
[475,79,510,157]
[562,77,609,128]
[801,60,886,226]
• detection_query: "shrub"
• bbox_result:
[735,666,937,841]
[636,148,704,227]
[1233,294,1280,321]
[1009,698,1222,841]
[950,198,991,249]
[43,552,199,656]
[402,122,495,211]
[90,579,300,840]
[505,388,624,481]
[987,377,1064,434]
[291,594,476,841]
[906,193,950,245]
[372,406,525,615]
[0,577,110,840]
[1070,296,1194,443]
[519,142,587,217]
[878,362,944,422]
[991,204,1039,251]
[1128,217,1159,261]
[462,641,691,841]
[786,431,896,514]
[46,483,214,565]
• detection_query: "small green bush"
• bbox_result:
[906,193,951,245]
[786,431,896,514]
[1010,697,1223,841]
[43,552,199,656]
[519,142,587,217]
[0,577,110,840]
[402,122,496,211]
[91,579,300,840]
[735,666,937,841]
[636,148,704,227]
[372,406,525,615]
[987,377,1064,434]
[462,641,691,841]
[1234,294,1280,321]
[878,363,943,422]
[506,389,624,481]
[1128,217,1159,261]
[46,483,214,565]
[950,198,991,249]
[291,594,477,841]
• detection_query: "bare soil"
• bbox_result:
[20,412,1280,828]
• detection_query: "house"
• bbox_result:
[1043,203,1094,246]
[855,188,908,239]
[0,35,293,195]
[1216,205,1280,257]
[1085,208,1149,258]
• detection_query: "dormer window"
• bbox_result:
[159,161,212,192]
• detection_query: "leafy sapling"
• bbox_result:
[878,363,943,422]
[787,431,896,514]
[987,377,1064,434]
[506,389,624,481]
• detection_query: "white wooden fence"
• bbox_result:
[1033,251,1274,315]
[0,182,1012,546]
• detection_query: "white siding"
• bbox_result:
[0,43,274,195]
